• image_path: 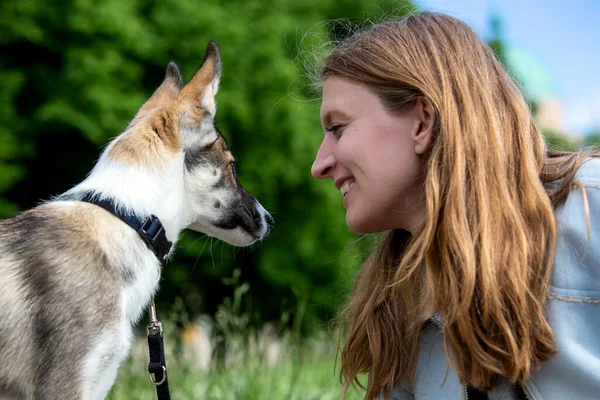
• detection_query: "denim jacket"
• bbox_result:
[380,158,600,400]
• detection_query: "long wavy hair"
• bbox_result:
[321,12,598,399]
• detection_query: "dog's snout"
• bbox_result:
[265,213,274,228]
[257,210,274,233]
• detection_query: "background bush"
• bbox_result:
[0,0,415,333]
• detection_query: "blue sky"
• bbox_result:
[415,0,600,136]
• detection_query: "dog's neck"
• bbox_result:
[62,152,189,245]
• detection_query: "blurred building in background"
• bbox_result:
[503,43,566,135]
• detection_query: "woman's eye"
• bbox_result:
[325,124,343,136]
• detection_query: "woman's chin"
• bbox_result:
[346,214,380,235]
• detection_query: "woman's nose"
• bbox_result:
[311,137,336,179]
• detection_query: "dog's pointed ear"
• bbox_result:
[177,41,221,116]
[131,62,184,124]
[165,62,185,90]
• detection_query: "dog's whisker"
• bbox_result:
[242,204,253,220]
[189,233,208,248]
[219,239,226,262]
[209,237,216,270]
[191,235,211,274]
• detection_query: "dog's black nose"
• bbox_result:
[266,213,274,228]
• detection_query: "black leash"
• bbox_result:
[80,193,173,400]
[147,301,171,400]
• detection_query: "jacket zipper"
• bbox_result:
[429,315,534,400]
[429,316,469,400]
[429,316,471,400]
[521,384,532,400]
[429,314,444,329]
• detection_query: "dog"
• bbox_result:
[0,41,273,400]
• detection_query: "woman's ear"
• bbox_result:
[413,97,435,155]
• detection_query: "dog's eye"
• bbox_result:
[229,161,236,167]
[229,161,237,179]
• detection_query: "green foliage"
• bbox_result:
[107,323,365,400]
[486,14,583,152]
[487,11,506,66]
[108,273,367,399]
[543,129,581,152]
[582,131,600,150]
[0,0,414,330]
[486,11,541,115]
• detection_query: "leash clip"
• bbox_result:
[147,300,163,335]
[146,298,170,395]
[149,366,167,386]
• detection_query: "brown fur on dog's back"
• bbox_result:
[0,204,135,399]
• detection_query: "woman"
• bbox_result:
[311,12,600,400]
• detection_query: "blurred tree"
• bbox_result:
[582,130,600,149]
[485,11,583,151]
[487,11,506,66]
[486,10,541,116]
[0,0,415,332]
[543,129,581,152]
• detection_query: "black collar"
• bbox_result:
[80,193,172,262]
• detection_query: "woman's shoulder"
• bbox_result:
[533,155,600,400]
[550,154,599,293]
[574,156,600,184]
[553,156,600,227]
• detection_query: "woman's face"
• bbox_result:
[311,77,429,234]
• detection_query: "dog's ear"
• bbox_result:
[130,62,184,125]
[177,41,221,117]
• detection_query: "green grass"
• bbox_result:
[106,329,366,400]
[107,274,367,400]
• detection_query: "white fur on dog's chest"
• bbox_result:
[81,321,132,400]
[81,228,162,399]
[120,246,162,324]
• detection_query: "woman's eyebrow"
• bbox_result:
[321,109,351,128]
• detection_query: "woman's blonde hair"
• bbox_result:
[321,12,598,399]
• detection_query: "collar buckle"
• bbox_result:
[138,214,172,262]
